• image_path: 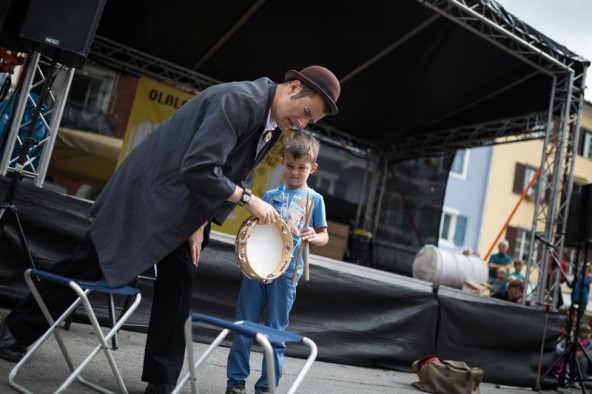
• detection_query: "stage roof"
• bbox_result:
[92,0,590,160]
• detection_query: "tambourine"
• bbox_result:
[235,216,294,283]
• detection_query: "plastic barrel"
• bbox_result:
[412,244,488,288]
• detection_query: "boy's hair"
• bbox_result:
[508,280,524,290]
[282,133,320,163]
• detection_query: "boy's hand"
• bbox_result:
[300,226,317,245]
[245,195,279,224]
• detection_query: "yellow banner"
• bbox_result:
[118,77,195,165]
[213,129,295,236]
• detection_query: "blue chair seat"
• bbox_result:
[8,268,142,394]
[173,313,318,394]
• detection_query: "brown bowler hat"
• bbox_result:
[284,65,340,115]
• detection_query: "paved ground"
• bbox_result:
[0,310,589,394]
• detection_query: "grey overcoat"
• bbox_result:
[90,77,282,287]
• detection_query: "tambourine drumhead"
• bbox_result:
[235,217,293,283]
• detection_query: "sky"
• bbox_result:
[495,0,592,102]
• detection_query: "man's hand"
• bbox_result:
[188,223,207,266]
[245,194,279,224]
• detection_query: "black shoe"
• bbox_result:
[225,382,246,394]
[144,382,175,394]
[0,319,26,363]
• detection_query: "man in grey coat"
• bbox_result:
[0,65,341,394]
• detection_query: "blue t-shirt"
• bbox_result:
[263,187,327,278]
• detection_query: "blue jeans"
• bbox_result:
[226,273,298,393]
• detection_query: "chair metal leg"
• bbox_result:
[9,269,142,394]
[174,314,318,394]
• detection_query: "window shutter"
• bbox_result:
[577,129,586,156]
[506,226,518,257]
[513,163,525,194]
[542,173,552,204]
[454,215,467,246]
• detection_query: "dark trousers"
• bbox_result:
[5,231,197,385]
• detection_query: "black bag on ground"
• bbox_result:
[411,357,484,394]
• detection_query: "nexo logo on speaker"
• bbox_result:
[44,37,60,46]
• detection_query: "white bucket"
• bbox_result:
[412,244,488,288]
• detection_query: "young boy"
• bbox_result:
[225,133,329,394]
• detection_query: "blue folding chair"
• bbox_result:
[8,268,142,394]
[173,313,318,394]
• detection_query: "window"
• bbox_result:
[512,228,532,262]
[583,132,592,160]
[309,169,338,194]
[439,207,467,246]
[513,163,548,203]
[524,166,538,200]
[450,149,469,179]
[61,64,117,135]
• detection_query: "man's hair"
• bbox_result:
[282,132,320,163]
[281,80,329,114]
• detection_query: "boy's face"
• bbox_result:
[508,285,522,300]
[496,269,506,280]
[282,151,318,189]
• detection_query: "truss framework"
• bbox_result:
[403,0,588,310]
[0,52,74,187]
[89,36,221,93]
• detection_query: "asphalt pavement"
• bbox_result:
[0,308,587,394]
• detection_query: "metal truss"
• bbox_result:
[0,52,74,187]
[386,112,548,161]
[89,36,221,93]
[527,69,586,308]
[414,0,588,309]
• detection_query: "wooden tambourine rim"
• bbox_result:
[235,216,294,283]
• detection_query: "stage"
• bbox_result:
[0,176,561,389]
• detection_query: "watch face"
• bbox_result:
[243,193,251,203]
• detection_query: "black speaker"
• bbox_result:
[17,0,106,68]
[565,191,582,247]
[565,184,592,247]
[0,0,32,52]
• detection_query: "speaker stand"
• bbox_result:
[537,240,592,393]
[0,54,59,269]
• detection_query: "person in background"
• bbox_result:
[567,263,592,322]
[0,65,341,394]
[576,324,592,378]
[225,133,328,394]
[489,267,508,296]
[492,279,524,303]
[488,239,513,280]
[505,260,526,282]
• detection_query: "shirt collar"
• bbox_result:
[265,111,277,132]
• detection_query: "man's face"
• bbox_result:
[273,81,327,131]
[498,243,508,254]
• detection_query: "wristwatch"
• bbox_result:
[238,188,252,206]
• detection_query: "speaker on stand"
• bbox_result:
[0,0,107,269]
[17,0,106,68]
[0,0,32,52]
